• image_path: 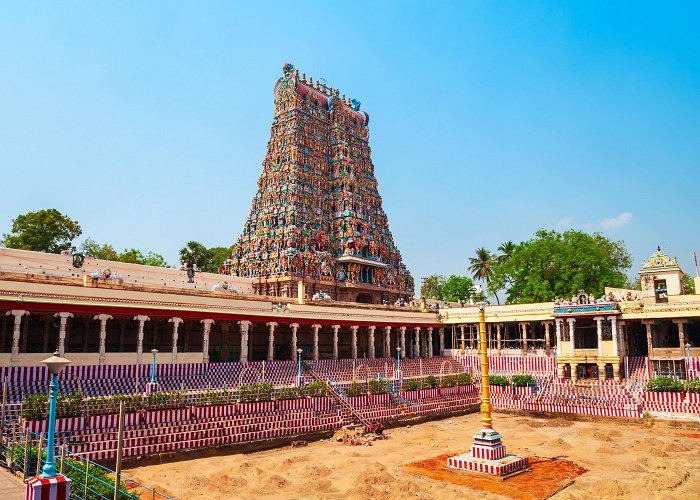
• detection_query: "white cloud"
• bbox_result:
[600,212,633,230]
[555,216,574,229]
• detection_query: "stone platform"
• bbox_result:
[447,431,528,476]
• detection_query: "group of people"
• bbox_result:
[554,289,640,306]
[212,281,238,293]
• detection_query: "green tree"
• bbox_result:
[497,241,516,264]
[139,251,169,267]
[492,229,632,304]
[420,274,445,299]
[468,247,500,304]
[203,246,233,273]
[82,238,119,260]
[441,275,477,303]
[1,209,81,253]
[682,274,696,294]
[179,241,208,269]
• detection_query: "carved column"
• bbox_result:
[290,323,299,360]
[609,316,618,357]
[266,322,277,361]
[496,323,502,356]
[238,320,251,362]
[54,312,72,358]
[544,321,551,355]
[134,315,150,364]
[567,318,576,356]
[644,321,653,358]
[520,322,529,355]
[332,325,341,360]
[350,325,358,359]
[398,327,407,358]
[311,324,321,361]
[414,327,420,358]
[169,317,183,363]
[94,314,112,365]
[594,316,604,357]
[6,310,29,365]
[383,326,392,358]
[368,326,376,358]
[673,320,686,353]
[555,319,563,356]
[201,319,215,363]
[427,327,433,358]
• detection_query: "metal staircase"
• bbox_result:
[375,373,413,408]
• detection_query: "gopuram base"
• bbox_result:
[447,431,528,476]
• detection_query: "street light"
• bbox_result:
[296,348,304,387]
[40,351,72,478]
[150,349,159,385]
[685,342,692,379]
[396,347,402,387]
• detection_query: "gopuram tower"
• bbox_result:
[228,63,413,304]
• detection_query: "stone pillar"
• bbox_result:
[557,362,565,379]
[421,331,428,358]
[438,327,444,356]
[94,314,112,365]
[496,323,502,356]
[6,310,28,365]
[383,326,392,358]
[350,325,358,359]
[644,321,653,358]
[134,315,150,364]
[609,316,618,357]
[266,322,277,361]
[427,327,433,357]
[459,325,465,350]
[169,317,183,363]
[567,318,576,356]
[544,322,551,355]
[594,316,604,357]
[399,326,407,358]
[598,363,606,381]
[571,363,578,382]
[332,325,341,360]
[414,327,420,358]
[311,324,321,361]
[555,319,563,356]
[290,323,299,360]
[238,320,251,362]
[617,321,626,357]
[613,363,620,381]
[673,320,686,351]
[54,312,72,358]
[368,326,376,358]
[520,322,529,355]
[201,319,215,363]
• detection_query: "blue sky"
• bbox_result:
[1,2,699,289]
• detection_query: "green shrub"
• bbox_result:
[489,375,510,387]
[306,381,327,397]
[22,395,48,421]
[238,383,274,402]
[368,378,388,395]
[57,393,83,418]
[439,374,456,388]
[455,372,472,386]
[425,375,437,389]
[200,389,232,406]
[402,379,419,391]
[145,390,187,409]
[256,382,273,402]
[511,374,535,387]
[345,382,365,397]
[685,379,700,394]
[85,394,142,415]
[277,386,302,400]
[646,377,685,393]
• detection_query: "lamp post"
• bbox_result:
[396,347,402,386]
[40,351,71,478]
[685,342,692,379]
[296,348,304,387]
[150,349,158,384]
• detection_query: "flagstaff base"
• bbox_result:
[25,475,72,499]
[145,382,159,394]
[447,432,527,476]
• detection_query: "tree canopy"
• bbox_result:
[179,241,232,273]
[490,229,632,303]
[1,209,82,253]
[468,247,500,304]
[441,275,480,303]
[82,238,169,267]
[420,274,445,299]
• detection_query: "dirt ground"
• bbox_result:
[123,412,700,499]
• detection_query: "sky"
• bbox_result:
[1,1,699,291]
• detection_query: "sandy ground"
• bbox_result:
[123,412,700,499]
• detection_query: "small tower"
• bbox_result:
[639,246,684,302]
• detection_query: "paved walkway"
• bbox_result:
[0,468,24,496]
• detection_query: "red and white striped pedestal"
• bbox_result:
[447,432,528,476]
[145,382,159,394]
[25,475,71,500]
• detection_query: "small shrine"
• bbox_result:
[226,64,414,304]
[639,246,684,302]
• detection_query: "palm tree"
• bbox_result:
[179,241,208,270]
[497,241,516,264]
[468,247,500,304]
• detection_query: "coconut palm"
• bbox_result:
[179,241,208,270]
[497,241,516,264]
[468,247,500,304]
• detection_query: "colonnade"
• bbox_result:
[453,321,555,356]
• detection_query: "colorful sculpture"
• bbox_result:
[228,64,413,303]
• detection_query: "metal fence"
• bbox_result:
[0,417,174,500]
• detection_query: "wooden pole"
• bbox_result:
[36,433,44,476]
[23,428,31,479]
[1,376,7,441]
[114,401,125,500]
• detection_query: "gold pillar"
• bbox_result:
[477,303,493,432]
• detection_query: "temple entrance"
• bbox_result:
[356,293,373,304]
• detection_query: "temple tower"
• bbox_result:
[229,63,413,304]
